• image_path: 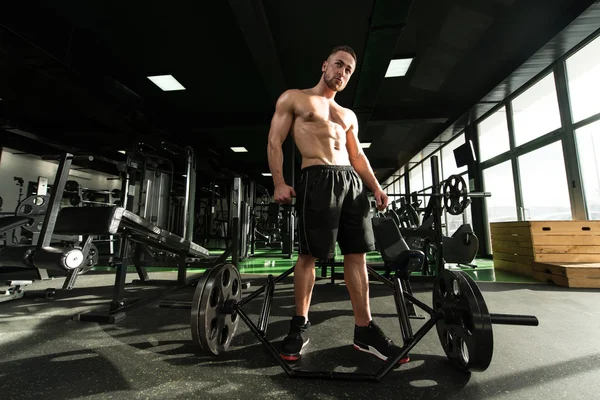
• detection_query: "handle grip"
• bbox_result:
[490,313,539,326]
[467,192,492,198]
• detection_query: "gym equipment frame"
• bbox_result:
[187,155,539,381]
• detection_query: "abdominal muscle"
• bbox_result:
[292,119,351,169]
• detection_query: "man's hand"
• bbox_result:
[274,184,296,204]
[373,189,389,211]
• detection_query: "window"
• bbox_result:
[409,165,423,194]
[512,73,561,146]
[478,107,510,162]
[566,34,600,123]
[384,178,393,195]
[482,161,518,252]
[442,134,467,179]
[397,175,405,197]
[518,141,571,220]
[482,161,518,223]
[423,157,432,189]
[575,120,600,220]
[445,209,473,237]
[386,180,393,195]
[391,175,404,205]
[396,175,405,207]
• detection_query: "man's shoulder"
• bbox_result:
[281,88,309,99]
[277,89,312,111]
[338,104,357,120]
[277,89,304,104]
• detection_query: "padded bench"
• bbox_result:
[372,215,425,273]
[54,207,210,259]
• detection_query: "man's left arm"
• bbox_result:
[346,112,388,210]
[346,112,381,192]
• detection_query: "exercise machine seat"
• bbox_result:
[372,216,425,272]
[443,224,479,264]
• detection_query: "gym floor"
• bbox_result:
[1,255,599,400]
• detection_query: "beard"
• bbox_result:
[324,73,344,92]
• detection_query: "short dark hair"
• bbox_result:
[328,45,357,64]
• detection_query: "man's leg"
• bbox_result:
[294,254,317,319]
[280,254,316,361]
[344,253,410,364]
[345,254,410,364]
[280,165,340,361]
[343,253,372,326]
[337,170,410,364]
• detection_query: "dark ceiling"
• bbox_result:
[0,0,598,188]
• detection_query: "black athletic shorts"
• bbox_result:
[295,165,376,260]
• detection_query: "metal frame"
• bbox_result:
[555,61,587,221]
[230,177,242,266]
[234,266,433,381]
[182,147,196,242]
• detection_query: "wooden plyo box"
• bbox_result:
[490,221,600,287]
[531,262,600,288]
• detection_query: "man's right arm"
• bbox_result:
[267,90,295,188]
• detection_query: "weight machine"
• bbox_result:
[249,201,295,260]
[0,155,100,302]
[196,176,289,264]
[110,141,200,269]
[1,171,101,283]
[0,144,231,318]
[385,174,490,276]
[0,150,220,322]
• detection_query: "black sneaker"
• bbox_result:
[353,321,410,364]
[280,316,311,361]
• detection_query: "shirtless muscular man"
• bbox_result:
[267,45,408,364]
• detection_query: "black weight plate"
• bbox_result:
[16,195,50,233]
[443,175,468,215]
[433,269,493,372]
[191,264,242,355]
